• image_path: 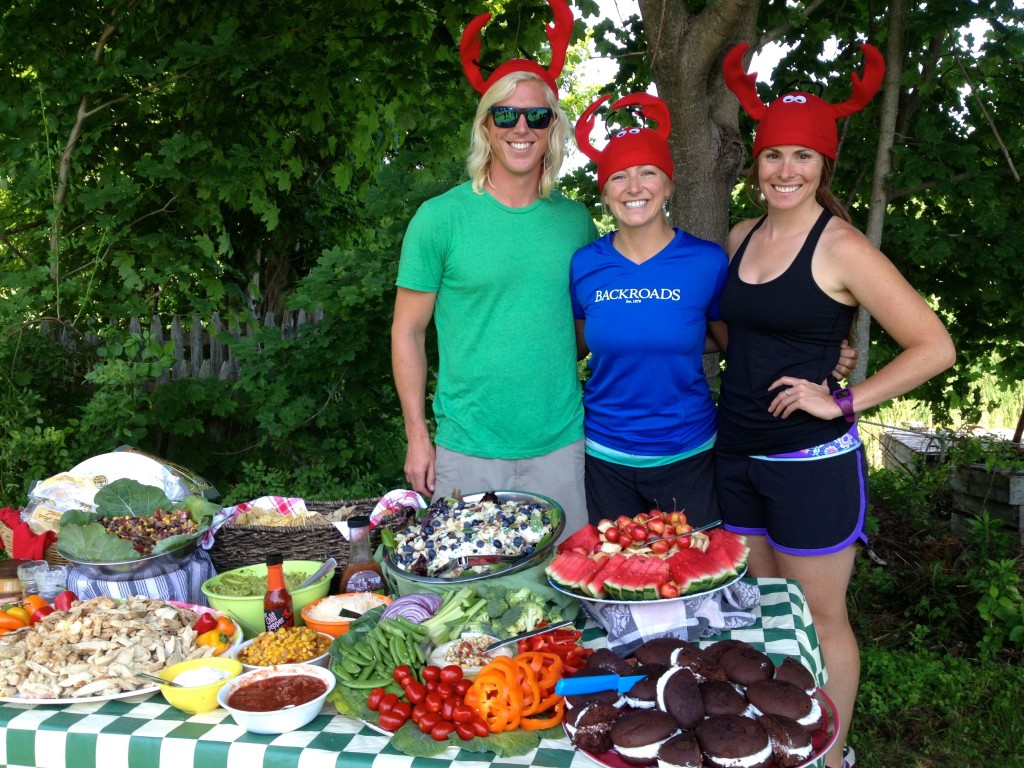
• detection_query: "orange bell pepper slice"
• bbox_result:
[520,698,565,731]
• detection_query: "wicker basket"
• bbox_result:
[0,521,67,566]
[207,499,409,579]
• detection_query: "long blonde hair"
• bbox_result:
[744,153,852,223]
[466,72,569,199]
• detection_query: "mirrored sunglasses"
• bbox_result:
[488,106,554,129]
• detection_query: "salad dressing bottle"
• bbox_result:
[339,516,387,594]
[263,553,294,631]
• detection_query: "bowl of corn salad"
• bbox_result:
[226,626,332,672]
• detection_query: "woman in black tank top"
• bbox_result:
[720,44,956,768]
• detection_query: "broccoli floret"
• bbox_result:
[545,607,565,624]
[500,602,546,635]
[486,593,510,620]
[506,587,540,608]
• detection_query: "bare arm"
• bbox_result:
[391,287,438,497]
[574,318,589,360]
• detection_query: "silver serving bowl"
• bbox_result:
[59,536,200,581]
[382,490,565,585]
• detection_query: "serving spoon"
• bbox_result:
[135,671,183,688]
[298,557,337,590]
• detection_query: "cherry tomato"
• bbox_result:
[379,692,400,714]
[379,711,408,732]
[391,700,412,720]
[393,664,413,683]
[411,703,430,724]
[455,722,476,741]
[418,712,442,735]
[424,691,443,714]
[440,695,459,721]
[454,678,473,698]
[421,665,441,683]
[437,681,453,699]
[452,704,475,724]
[366,687,386,712]
[430,721,455,741]
[439,664,463,684]
[469,715,490,738]
[402,679,426,705]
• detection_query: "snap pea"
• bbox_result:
[340,676,392,689]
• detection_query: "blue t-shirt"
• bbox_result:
[570,228,728,456]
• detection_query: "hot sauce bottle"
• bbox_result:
[264,553,294,631]
[339,516,387,594]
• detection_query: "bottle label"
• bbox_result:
[265,608,294,632]
[345,570,384,593]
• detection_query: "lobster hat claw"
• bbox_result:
[575,93,674,190]
[723,42,885,159]
[460,0,575,96]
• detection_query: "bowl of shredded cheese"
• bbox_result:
[301,593,393,638]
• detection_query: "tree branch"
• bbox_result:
[952,47,1020,182]
[757,0,830,49]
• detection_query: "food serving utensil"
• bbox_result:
[483,619,574,653]
[135,671,183,688]
[297,557,337,591]
[434,553,524,578]
[220,609,262,638]
[555,673,645,696]
[646,519,721,544]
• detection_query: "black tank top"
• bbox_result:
[716,208,855,455]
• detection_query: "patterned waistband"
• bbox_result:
[586,435,716,468]
[754,423,862,461]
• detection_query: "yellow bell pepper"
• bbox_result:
[195,629,231,656]
[0,607,28,629]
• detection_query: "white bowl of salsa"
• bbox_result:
[216,663,336,734]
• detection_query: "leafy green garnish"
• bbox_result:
[57,522,141,562]
[56,478,214,562]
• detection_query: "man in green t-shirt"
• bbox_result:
[390,1,596,535]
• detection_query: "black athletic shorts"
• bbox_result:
[584,448,718,527]
[715,447,869,555]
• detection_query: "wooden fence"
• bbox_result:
[45,309,323,382]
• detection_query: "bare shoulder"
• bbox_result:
[726,217,762,258]
[818,216,888,266]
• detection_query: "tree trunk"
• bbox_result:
[638,0,760,246]
[853,0,907,384]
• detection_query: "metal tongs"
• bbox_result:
[645,519,721,543]
[434,554,522,578]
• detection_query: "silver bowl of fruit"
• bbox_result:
[382,490,565,585]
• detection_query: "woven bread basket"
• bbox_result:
[0,521,67,566]
[207,499,409,578]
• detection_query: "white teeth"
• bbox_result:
[774,185,799,193]
[510,142,531,150]
[624,201,647,208]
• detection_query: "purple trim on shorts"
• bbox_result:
[722,454,870,557]
[759,423,862,460]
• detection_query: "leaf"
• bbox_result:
[183,494,220,526]
[57,522,141,562]
[150,533,196,554]
[93,478,174,518]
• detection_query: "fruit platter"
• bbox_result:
[546,510,750,603]
[381,491,564,584]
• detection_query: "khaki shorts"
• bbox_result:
[433,439,587,541]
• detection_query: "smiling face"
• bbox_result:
[756,145,825,211]
[602,164,674,230]
[485,78,553,189]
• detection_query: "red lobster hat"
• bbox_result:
[460,0,575,96]
[575,93,673,190]
[723,43,885,159]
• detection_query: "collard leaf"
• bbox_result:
[183,495,220,527]
[93,478,173,518]
[59,509,95,527]
[150,533,196,554]
[57,522,141,562]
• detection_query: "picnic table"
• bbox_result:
[0,577,824,768]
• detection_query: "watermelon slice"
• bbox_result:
[583,553,627,598]
[556,523,602,555]
[546,551,600,592]
[705,528,750,571]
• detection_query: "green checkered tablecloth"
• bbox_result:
[0,578,823,768]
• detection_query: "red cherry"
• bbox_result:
[604,526,620,543]
[630,524,648,542]
[619,533,634,548]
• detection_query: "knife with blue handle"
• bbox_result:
[555,674,646,696]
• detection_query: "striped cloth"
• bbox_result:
[67,549,217,606]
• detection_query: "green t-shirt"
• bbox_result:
[397,182,597,459]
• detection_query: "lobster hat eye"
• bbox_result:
[575,93,674,190]
[723,42,886,160]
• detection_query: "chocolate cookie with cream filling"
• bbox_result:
[695,714,773,768]
[610,710,680,765]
